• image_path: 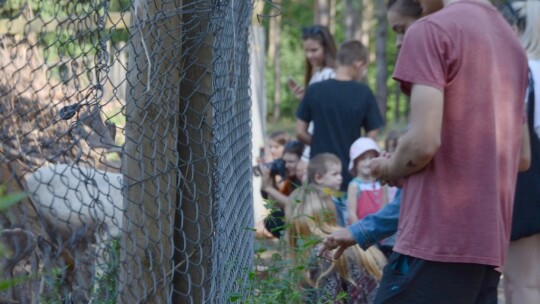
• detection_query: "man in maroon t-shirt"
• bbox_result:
[366,0,529,303]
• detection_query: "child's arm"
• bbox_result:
[347,182,358,225]
[260,166,289,209]
[287,77,305,100]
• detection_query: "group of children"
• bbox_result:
[261,132,393,229]
[255,22,397,303]
[258,131,396,303]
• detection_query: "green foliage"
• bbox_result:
[0,274,35,291]
[0,187,119,302]
[0,187,35,292]
[2,0,130,83]
[90,238,120,303]
[270,23,305,118]
[109,0,131,12]
[232,233,350,303]
[230,239,301,303]
[1,0,129,17]
[231,194,349,303]
[0,185,26,211]
[262,0,315,120]
[40,267,69,304]
[262,0,410,125]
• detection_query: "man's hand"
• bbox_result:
[319,228,357,260]
[369,156,392,181]
[370,152,405,187]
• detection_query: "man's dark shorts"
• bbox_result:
[375,252,500,304]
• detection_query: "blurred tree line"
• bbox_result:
[254,0,506,128]
[0,0,130,80]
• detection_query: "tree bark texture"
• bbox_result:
[270,9,282,123]
[315,0,330,27]
[344,0,360,41]
[375,0,388,120]
[119,0,180,302]
[360,0,373,60]
[173,0,215,302]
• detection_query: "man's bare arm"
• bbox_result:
[296,119,312,145]
[366,129,378,140]
[519,122,531,172]
[371,84,443,181]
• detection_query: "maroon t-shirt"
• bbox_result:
[393,0,528,267]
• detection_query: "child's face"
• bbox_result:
[316,162,342,191]
[296,160,308,184]
[303,38,325,69]
[355,150,378,177]
[268,139,284,160]
[283,152,300,178]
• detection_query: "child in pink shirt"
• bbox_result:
[347,138,386,224]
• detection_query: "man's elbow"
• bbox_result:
[296,130,310,145]
[295,129,304,142]
[366,129,378,139]
[518,155,531,172]
[414,137,440,163]
[296,132,307,144]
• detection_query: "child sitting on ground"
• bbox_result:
[307,153,347,227]
[347,137,386,224]
[286,186,386,303]
[266,130,290,162]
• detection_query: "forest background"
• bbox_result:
[255,0,508,134]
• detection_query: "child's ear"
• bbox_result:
[354,60,366,69]
[314,172,323,184]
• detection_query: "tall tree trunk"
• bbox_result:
[268,10,277,64]
[344,0,360,41]
[375,0,388,120]
[359,0,373,57]
[358,0,374,83]
[315,0,330,27]
[119,0,180,302]
[329,0,336,36]
[173,0,215,303]
[251,0,265,24]
[268,10,281,122]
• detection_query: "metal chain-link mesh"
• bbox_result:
[0,0,253,302]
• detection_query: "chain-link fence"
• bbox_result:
[0,0,253,302]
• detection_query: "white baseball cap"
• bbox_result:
[348,137,381,172]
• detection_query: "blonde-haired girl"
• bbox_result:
[286,186,386,303]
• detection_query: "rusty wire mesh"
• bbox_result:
[0,0,253,302]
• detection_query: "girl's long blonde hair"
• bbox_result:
[513,1,540,60]
[285,185,387,288]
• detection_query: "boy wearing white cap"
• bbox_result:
[347,137,386,224]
